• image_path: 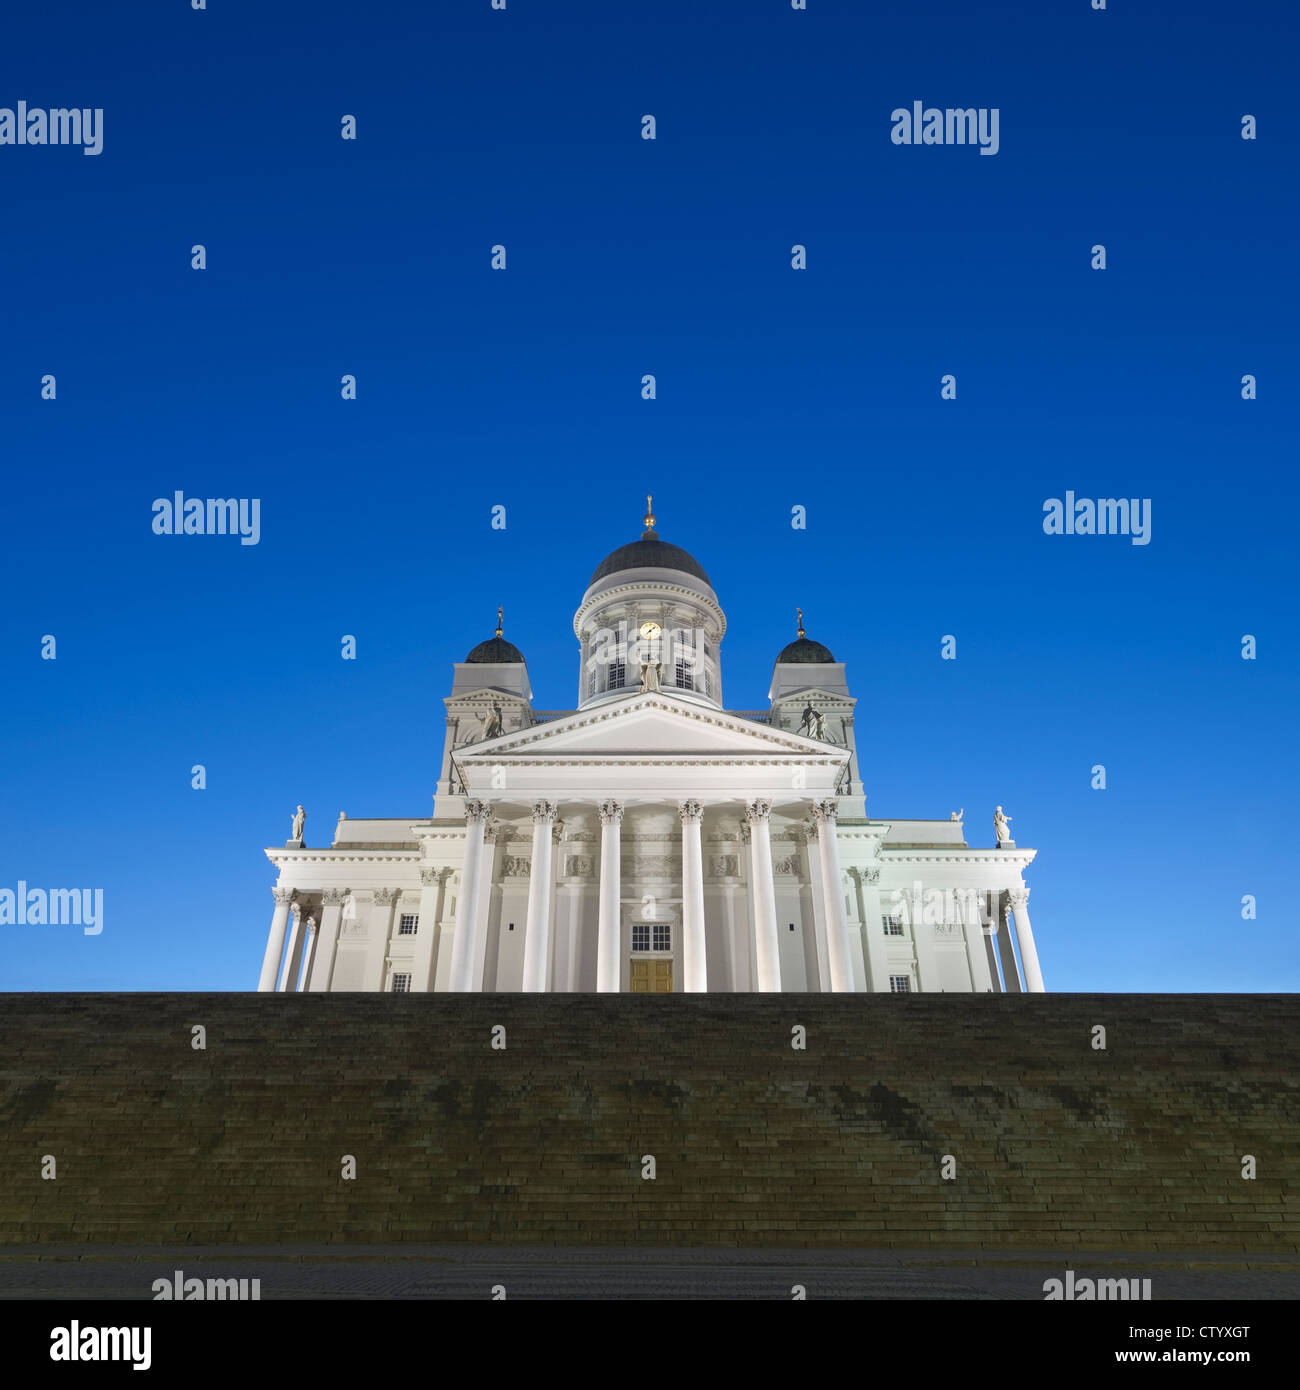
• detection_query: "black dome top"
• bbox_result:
[465,635,525,664]
[589,537,711,588]
[776,636,835,664]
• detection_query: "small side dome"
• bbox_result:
[776,637,834,663]
[465,636,524,664]
[465,606,524,664]
[776,608,834,663]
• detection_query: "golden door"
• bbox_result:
[629,960,673,993]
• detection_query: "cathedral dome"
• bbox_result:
[465,608,524,664]
[587,497,711,587]
[775,611,833,663]
[589,538,711,587]
[465,636,524,664]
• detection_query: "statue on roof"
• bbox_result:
[482,703,504,740]
[290,805,305,841]
[640,660,661,693]
[994,806,1013,845]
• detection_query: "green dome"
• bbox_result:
[776,636,834,664]
[465,635,525,664]
[589,537,711,588]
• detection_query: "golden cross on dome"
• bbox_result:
[796,607,805,638]
[642,494,657,539]
[495,605,503,638]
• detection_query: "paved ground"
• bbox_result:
[1,1246,1296,1299]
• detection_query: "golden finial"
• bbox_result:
[495,605,503,638]
[796,607,805,638]
[642,494,657,539]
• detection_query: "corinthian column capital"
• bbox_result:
[598,799,624,825]
[531,800,558,824]
[745,799,772,825]
[678,799,704,825]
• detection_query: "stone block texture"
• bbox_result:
[1,993,1296,1250]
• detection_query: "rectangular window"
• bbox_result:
[632,924,651,952]
[652,923,671,951]
[890,975,911,994]
[609,659,625,690]
[883,915,904,936]
[704,665,714,698]
[398,914,418,935]
[391,973,411,993]
[586,667,597,699]
[674,657,693,690]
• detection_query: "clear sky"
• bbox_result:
[1,0,1296,992]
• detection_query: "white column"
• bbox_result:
[259,887,294,991]
[522,800,558,992]
[995,893,1023,992]
[307,889,345,991]
[812,799,853,992]
[471,822,498,990]
[679,800,707,992]
[596,800,623,992]
[278,902,307,991]
[1008,886,1045,992]
[411,867,447,992]
[448,800,489,991]
[955,888,994,992]
[363,889,400,990]
[906,877,942,991]
[857,866,892,993]
[744,800,782,991]
[299,914,321,989]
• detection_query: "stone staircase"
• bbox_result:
[1,993,1296,1250]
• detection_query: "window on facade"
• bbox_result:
[632,924,650,952]
[890,975,911,994]
[608,659,625,690]
[392,973,411,993]
[883,915,904,936]
[398,914,418,935]
[652,923,671,951]
[674,656,693,690]
[704,665,714,698]
[586,666,597,699]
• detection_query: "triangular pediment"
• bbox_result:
[455,694,846,763]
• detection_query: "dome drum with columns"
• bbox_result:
[260,502,1046,997]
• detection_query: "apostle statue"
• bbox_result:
[813,710,827,740]
[482,703,504,740]
[640,660,661,693]
[291,805,305,841]
[950,809,964,821]
[993,806,1012,845]
[800,702,816,736]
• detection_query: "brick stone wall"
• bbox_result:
[1,993,1296,1250]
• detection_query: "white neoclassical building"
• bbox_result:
[259,502,1045,996]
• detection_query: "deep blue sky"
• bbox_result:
[1,1,1296,991]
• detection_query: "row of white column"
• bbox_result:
[258,796,1044,995]
[447,795,854,994]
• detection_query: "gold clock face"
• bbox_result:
[640,622,661,641]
